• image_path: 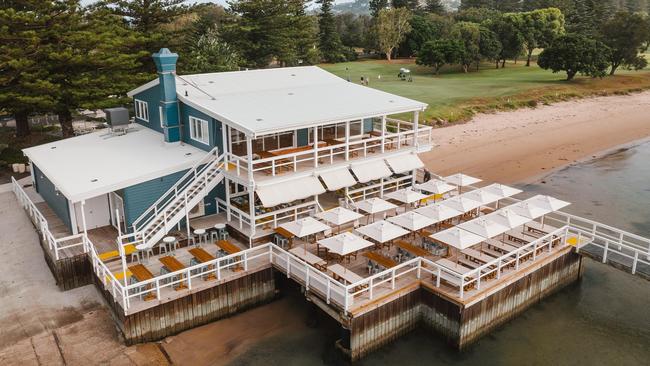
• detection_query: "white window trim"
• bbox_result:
[134,99,149,122]
[159,106,164,129]
[189,116,210,145]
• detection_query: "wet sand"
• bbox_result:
[420,90,650,184]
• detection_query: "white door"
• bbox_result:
[75,194,111,231]
[109,192,126,231]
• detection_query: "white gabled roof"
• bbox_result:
[128,66,427,137]
[23,125,205,202]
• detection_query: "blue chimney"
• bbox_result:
[152,48,180,143]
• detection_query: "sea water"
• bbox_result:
[230,142,650,366]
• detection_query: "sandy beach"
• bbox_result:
[1,91,650,365]
[420,90,650,184]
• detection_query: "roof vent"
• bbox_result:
[90,179,98,183]
[288,92,294,95]
[209,81,215,84]
[290,73,296,77]
[256,118,263,122]
[50,146,57,149]
[185,152,192,156]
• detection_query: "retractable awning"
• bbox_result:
[350,159,392,183]
[256,176,325,207]
[319,167,357,191]
[385,154,424,174]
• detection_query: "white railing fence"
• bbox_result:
[11,177,86,260]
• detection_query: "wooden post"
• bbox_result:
[246,135,253,181]
[248,186,256,246]
[222,123,229,170]
[313,126,318,168]
[380,116,386,153]
[225,178,232,221]
[412,110,419,148]
[345,120,350,161]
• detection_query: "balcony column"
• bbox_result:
[222,123,229,170]
[313,126,319,168]
[380,116,386,153]
[413,110,419,148]
[225,178,232,221]
[248,185,256,247]
[344,121,350,161]
[246,135,253,181]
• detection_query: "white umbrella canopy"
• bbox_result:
[441,195,482,213]
[415,203,463,223]
[280,217,331,238]
[482,183,523,199]
[388,211,435,231]
[385,188,428,204]
[458,218,510,238]
[509,201,551,219]
[443,173,482,187]
[463,189,502,206]
[317,232,374,256]
[486,209,531,229]
[415,179,456,195]
[356,220,410,243]
[430,227,485,250]
[354,197,398,214]
[316,207,364,226]
[526,195,571,212]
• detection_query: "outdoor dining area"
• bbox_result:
[265,173,572,296]
[102,172,572,305]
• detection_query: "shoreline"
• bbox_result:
[419,90,650,185]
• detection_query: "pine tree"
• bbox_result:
[317,0,345,63]
[422,0,447,14]
[370,0,390,17]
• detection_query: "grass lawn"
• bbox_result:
[320,57,650,124]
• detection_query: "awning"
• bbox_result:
[385,154,424,174]
[350,160,392,183]
[319,167,357,191]
[256,176,325,207]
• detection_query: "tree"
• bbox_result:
[538,33,611,80]
[416,39,464,74]
[223,0,316,68]
[0,0,58,137]
[601,12,650,75]
[400,13,453,56]
[392,0,419,10]
[478,26,502,69]
[376,7,412,61]
[369,0,389,17]
[43,4,148,136]
[179,28,242,74]
[486,15,524,68]
[451,21,481,72]
[422,0,446,14]
[515,8,565,66]
[317,0,345,63]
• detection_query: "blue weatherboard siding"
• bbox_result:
[133,85,163,133]
[179,104,224,152]
[33,164,72,232]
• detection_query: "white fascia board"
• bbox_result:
[127,78,160,97]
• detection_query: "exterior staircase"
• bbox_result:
[120,147,225,248]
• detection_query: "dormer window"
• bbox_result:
[134,99,149,122]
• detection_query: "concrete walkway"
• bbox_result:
[0,192,169,365]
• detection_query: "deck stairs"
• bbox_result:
[120,147,225,248]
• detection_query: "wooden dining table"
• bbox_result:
[395,240,429,257]
[363,251,398,269]
[215,240,241,254]
[189,247,217,280]
[128,264,156,300]
[274,227,295,247]
[159,256,188,290]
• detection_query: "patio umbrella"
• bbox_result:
[316,207,364,226]
[317,232,374,256]
[440,195,482,213]
[429,227,484,250]
[462,189,502,206]
[526,195,571,212]
[443,173,482,193]
[486,209,531,229]
[415,179,456,195]
[356,220,410,243]
[415,203,463,223]
[509,201,551,219]
[385,188,428,205]
[388,211,435,231]
[482,183,523,199]
[458,218,510,238]
[280,217,331,238]
[354,197,398,223]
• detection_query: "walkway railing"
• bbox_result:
[11,177,87,260]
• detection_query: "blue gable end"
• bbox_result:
[33,164,72,232]
[179,103,224,153]
[132,85,163,133]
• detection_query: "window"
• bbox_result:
[189,116,210,145]
[134,99,149,122]
[229,128,295,156]
[309,120,363,142]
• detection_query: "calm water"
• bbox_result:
[230,143,650,366]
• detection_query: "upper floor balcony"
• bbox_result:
[223,118,434,183]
